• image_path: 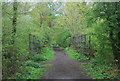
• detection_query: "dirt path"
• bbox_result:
[42,47,90,79]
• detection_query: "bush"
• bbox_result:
[65,47,88,60]
[81,61,119,79]
[41,47,54,60]
[25,60,40,68]
[14,66,44,79]
[33,54,47,62]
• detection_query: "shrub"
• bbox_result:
[14,66,44,79]
[65,47,88,60]
[33,54,47,62]
[41,47,54,60]
[25,60,40,68]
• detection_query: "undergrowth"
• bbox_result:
[81,59,119,79]
[65,47,88,60]
[12,47,54,79]
[65,47,119,79]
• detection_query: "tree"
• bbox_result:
[11,1,18,44]
[91,2,120,69]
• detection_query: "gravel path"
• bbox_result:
[42,47,90,79]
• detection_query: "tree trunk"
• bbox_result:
[11,1,18,44]
[109,29,120,69]
[39,13,43,27]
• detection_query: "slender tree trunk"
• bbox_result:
[39,13,43,27]
[49,21,52,27]
[11,1,18,44]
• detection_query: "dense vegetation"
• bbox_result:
[1,1,120,79]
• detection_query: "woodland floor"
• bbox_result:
[42,47,90,79]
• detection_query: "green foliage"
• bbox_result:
[33,47,55,62]
[33,54,47,62]
[65,47,88,60]
[62,2,119,79]
[84,2,120,79]
[66,47,118,79]
[2,1,120,79]
[25,60,40,68]
[11,47,54,79]
[14,66,44,79]
[2,2,55,79]
[81,61,118,79]
[55,28,71,48]
[41,47,55,60]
